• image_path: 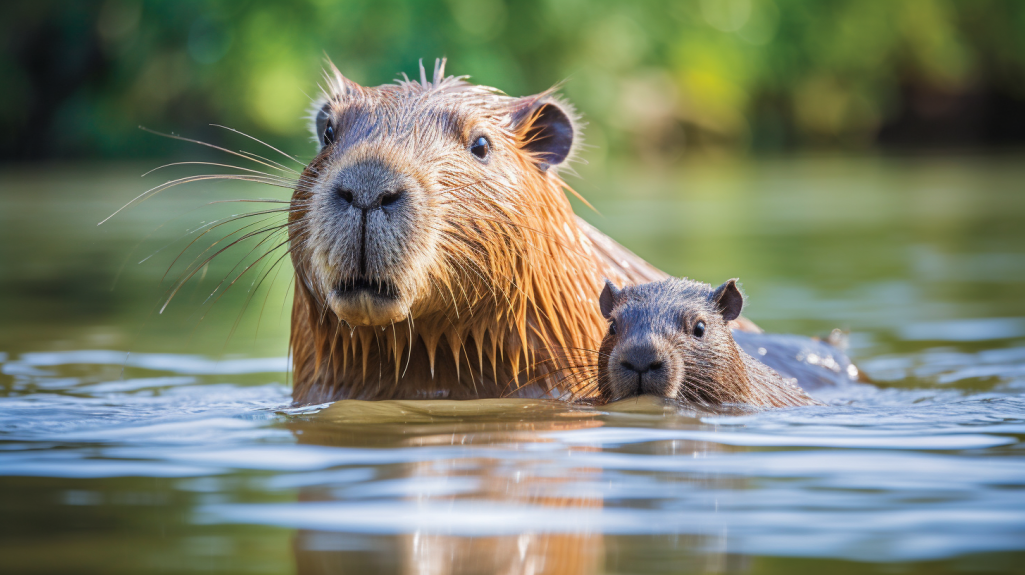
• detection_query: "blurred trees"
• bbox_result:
[2,0,1025,161]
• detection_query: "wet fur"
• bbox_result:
[592,278,819,408]
[288,60,697,403]
[123,60,764,404]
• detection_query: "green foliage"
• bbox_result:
[3,0,1025,159]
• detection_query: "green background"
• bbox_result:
[4,0,1025,162]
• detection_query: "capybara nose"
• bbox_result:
[333,161,407,212]
[619,343,664,374]
[334,185,405,211]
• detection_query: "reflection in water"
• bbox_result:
[285,399,737,575]
[290,400,606,574]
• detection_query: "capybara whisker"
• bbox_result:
[201,228,290,304]
[161,221,290,312]
[138,126,297,174]
[140,161,297,182]
[208,124,306,171]
[165,214,287,283]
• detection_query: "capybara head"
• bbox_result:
[289,59,579,328]
[597,277,746,403]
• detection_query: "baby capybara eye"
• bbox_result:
[323,124,335,146]
[470,136,490,160]
[608,319,617,335]
[693,320,705,338]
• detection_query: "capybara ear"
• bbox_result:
[710,278,743,322]
[511,94,577,170]
[599,278,620,319]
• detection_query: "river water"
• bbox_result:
[1,156,1024,574]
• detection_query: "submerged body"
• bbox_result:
[595,277,820,408]
[287,60,760,404]
[731,330,862,391]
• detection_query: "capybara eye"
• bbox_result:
[609,319,617,336]
[694,320,706,338]
[323,125,335,146]
[470,136,490,160]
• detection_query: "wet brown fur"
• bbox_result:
[288,60,757,404]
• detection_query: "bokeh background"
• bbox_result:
[4,0,1025,162]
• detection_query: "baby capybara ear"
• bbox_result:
[710,278,744,322]
[511,94,577,171]
[599,278,620,319]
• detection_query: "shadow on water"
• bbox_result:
[1,157,1025,573]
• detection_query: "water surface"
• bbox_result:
[1,156,1024,574]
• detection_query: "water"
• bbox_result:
[2,156,1024,574]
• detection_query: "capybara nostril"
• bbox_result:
[620,360,657,374]
[379,189,405,209]
[336,186,354,206]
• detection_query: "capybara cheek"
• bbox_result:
[663,357,685,399]
[663,379,684,399]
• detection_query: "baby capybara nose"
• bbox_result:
[619,343,665,374]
